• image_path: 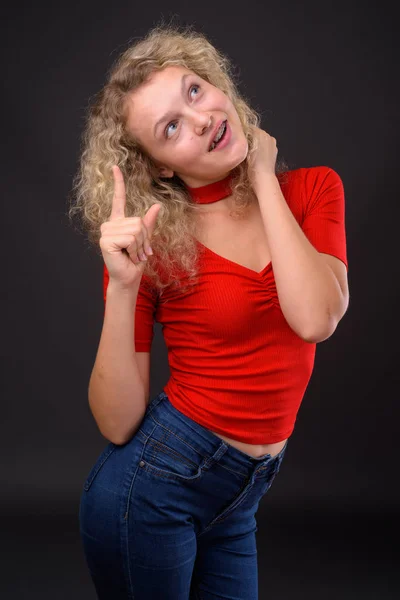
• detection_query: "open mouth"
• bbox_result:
[209,120,228,152]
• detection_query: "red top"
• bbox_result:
[103,166,348,444]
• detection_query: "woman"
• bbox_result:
[70,21,349,600]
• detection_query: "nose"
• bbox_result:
[193,113,212,135]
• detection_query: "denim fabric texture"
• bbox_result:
[79,390,288,599]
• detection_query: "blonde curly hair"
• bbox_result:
[68,20,291,297]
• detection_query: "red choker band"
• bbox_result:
[184,172,234,204]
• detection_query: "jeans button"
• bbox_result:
[139,460,145,467]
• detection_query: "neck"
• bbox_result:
[184,171,234,205]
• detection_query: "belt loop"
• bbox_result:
[203,441,229,472]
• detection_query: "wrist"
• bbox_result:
[107,278,141,298]
[252,170,277,194]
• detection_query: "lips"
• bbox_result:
[208,119,225,151]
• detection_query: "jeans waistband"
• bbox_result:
[140,390,288,479]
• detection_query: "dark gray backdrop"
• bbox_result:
[2,1,398,598]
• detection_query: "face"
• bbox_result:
[124,65,249,188]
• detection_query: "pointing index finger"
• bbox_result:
[110,165,126,220]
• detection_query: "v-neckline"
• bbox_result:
[195,239,272,277]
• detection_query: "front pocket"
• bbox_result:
[83,442,116,491]
[137,426,207,482]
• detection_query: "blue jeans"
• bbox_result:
[79,390,288,599]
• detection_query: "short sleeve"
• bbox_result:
[103,264,157,352]
[301,166,348,271]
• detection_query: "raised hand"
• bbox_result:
[99,165,162,288]
[248,126,278,191]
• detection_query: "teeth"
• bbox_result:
[214,122,225,142]
[209,121,226,151]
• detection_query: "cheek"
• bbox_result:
[220,92,233,111]
[180,137,206,158]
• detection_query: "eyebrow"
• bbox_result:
[153,73,192,138]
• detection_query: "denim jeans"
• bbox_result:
[79,390,288,599]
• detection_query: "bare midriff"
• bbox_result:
[209,430,288,458]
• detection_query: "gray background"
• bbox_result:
[2,1,398,598]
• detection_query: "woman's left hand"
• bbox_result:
[248,126,278,190]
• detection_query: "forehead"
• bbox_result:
[125,65,196,134]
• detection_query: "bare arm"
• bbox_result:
[88,279,148,445]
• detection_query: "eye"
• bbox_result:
[164,84,201,138]
[190,83,200,98]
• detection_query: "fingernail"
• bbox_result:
[147,246,153,255]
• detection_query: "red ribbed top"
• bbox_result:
[103,166,348,444]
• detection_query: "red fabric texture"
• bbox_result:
[185,171,233,204]
[103,166,348,444]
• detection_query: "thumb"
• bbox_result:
[143,203,162,239]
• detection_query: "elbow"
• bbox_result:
[301,325,336,344]
[89,405,141,446]
[300,312,348,344]
[100,427,136,446]
[104,436,128,446]
[299,296,350,344]
[299,314,338,344]
[100,430,125,445]
[96,410,143,444]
